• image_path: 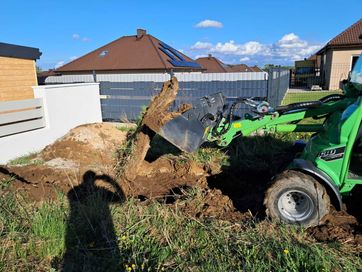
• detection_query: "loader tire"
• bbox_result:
[264,170,330,227]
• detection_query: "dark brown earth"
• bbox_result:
[0,78,361,252]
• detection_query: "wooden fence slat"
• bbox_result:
[0,108,43,125]
[0,98,42,112]
[0,118,45,137]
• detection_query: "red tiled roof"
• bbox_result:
[227,64,252,72]
[317,19,362,54]
[56,31,203,72]
[328,19,362,46]
[249,66,263,72]
[195,56,229,73]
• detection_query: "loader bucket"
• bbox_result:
[158,115,206,153]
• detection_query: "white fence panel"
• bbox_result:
[0,98,45,137]
[45,74,94,84]
[45,71,268,84]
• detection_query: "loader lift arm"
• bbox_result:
[208,95,352,148]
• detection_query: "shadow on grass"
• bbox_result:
[207,135,297,219]
[53,171,125,272]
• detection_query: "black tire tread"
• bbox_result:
[264,170,330,227]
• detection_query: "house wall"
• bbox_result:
[0,56,38,101]
[326,48,362,90]
[320,50,333,90]
[0,83,102,164]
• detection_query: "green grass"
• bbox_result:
[282,90,343,105]
[7,152,44,166]
[0,177,14,190]
[0,186,361,272]
[281,90,344,125]
[116,125,136,133]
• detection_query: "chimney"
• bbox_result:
[137,29,147,38]
[208,54,212,59]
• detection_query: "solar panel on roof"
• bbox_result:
[159,42,201,69]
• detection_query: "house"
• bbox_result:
[227,64,253,72]
[37,69,59,85]
[195,54,263,73]
[317,19,362,90]
[195,55,229,73]
[249,66,263,72]
[56,29,203,76]
[0,42,41,101]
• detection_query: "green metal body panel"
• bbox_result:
[300,96,362,194]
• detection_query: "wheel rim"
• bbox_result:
[277,190,314,222]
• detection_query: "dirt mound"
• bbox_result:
[175,188,252,222]
[121,155,206,197]
[0,123,127,200]
[41,123,127,168]
[308,210,362,250]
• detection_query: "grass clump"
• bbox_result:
[7,152,43,166]
[185,147,229,170]
[116,125,136,133]
[0,188,361,271]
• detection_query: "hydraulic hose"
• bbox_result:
[319,94,344,103]
[275,101,322,114]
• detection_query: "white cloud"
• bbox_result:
[195,19,223,28]
[191,41,213,50]
[211,40,270,56]
[212,40,239,54]
[55,61,65,69]
[194,54,208,59]
[189,33,322,65]
[278,33,307,48]
[69,56,78,61]
[72,33,90,42]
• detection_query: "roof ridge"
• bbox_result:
[147,34,168,70]
[214,57,228,72]
[328,18,362,45]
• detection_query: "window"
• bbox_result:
[99,50,109,57]
[351,55,360,70]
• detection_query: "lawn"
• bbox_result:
[1,186,361,272]
[282,90,343,105]
[1,133,361,271]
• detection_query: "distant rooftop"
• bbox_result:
[196,54,262,73]
[195,54,229,73]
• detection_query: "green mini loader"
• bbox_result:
[155,54,362,227]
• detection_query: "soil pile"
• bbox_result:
[309,209,362,251]
[41,123,127,168]
[0,123,127,200]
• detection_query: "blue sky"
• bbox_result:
[1,0,361,69]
